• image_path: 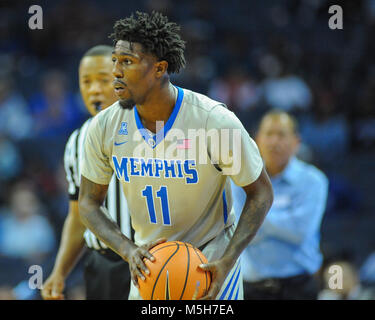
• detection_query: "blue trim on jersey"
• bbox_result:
[228,266,241,300]
[234,287,239,300]
[223,190,228,224]
[134,86,184,149]
[219,261,240,300]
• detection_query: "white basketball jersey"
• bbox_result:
[81,86,263,249]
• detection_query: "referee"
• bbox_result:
[42,45,133,300]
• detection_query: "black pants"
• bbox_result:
[244,274,319,300]
[84,249,131,300]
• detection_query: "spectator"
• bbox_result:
[208,66,261,113]
[0,135,22,182]
[353,73,375,149]
[0,181,55,285]
[299,87,349,164]
[0,74,33,140]
[28,69,86,139]
[232,110,328,299]
[259,55,312,113]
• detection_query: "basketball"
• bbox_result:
[138,241,211,300]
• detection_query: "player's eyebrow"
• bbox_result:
[112,51,138,58]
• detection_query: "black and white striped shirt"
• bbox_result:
[64,118,133,250]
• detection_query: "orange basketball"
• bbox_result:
[138,241,211,300]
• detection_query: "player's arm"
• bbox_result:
[76,116,133,260]
[78,175,165,288]
[222,167,273,261]
[78,176,126,255]
[200,168,273,299]
[42,200,86,300]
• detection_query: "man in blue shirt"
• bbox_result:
[232,110,328,299]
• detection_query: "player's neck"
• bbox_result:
[136,82,177,134]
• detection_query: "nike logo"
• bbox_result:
[114,141,128,146]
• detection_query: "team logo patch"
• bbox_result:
[118,122,128,135]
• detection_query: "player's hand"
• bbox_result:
[198,258,232,300]
[41,272,65,300]
[128,238,167,289]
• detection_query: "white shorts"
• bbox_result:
[128,224,244,300]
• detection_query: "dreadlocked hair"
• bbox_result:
[109,11,186,74]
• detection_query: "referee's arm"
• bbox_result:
[42,129,88,300]
[42,200,87,300]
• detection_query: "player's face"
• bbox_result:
[256,115,299,170]
[111,40,159,109]
[79,55,117,116]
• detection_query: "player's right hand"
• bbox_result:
[128,238,167,289]
[41,272,65,300]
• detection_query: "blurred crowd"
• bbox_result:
[0,0,374,299]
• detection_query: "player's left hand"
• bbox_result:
[197,258,232,300]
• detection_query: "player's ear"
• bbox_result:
[155,60,168,78]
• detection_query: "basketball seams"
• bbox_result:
[151,242,180,300]
[179,243,190,299]
[172,241,193,248]
[150,244,179,255]
[149,242,193,255]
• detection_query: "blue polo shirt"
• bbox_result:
[232,157,328,281]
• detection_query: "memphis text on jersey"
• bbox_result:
[112,126,242,176]
[113,156,198,184]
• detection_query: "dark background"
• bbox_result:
[0,0,374,299]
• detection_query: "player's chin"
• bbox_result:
[119,98,136,110]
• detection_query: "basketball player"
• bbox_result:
[41,45,133,300]
[78,12,273,300]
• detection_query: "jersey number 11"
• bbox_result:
[142,185,171,225]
